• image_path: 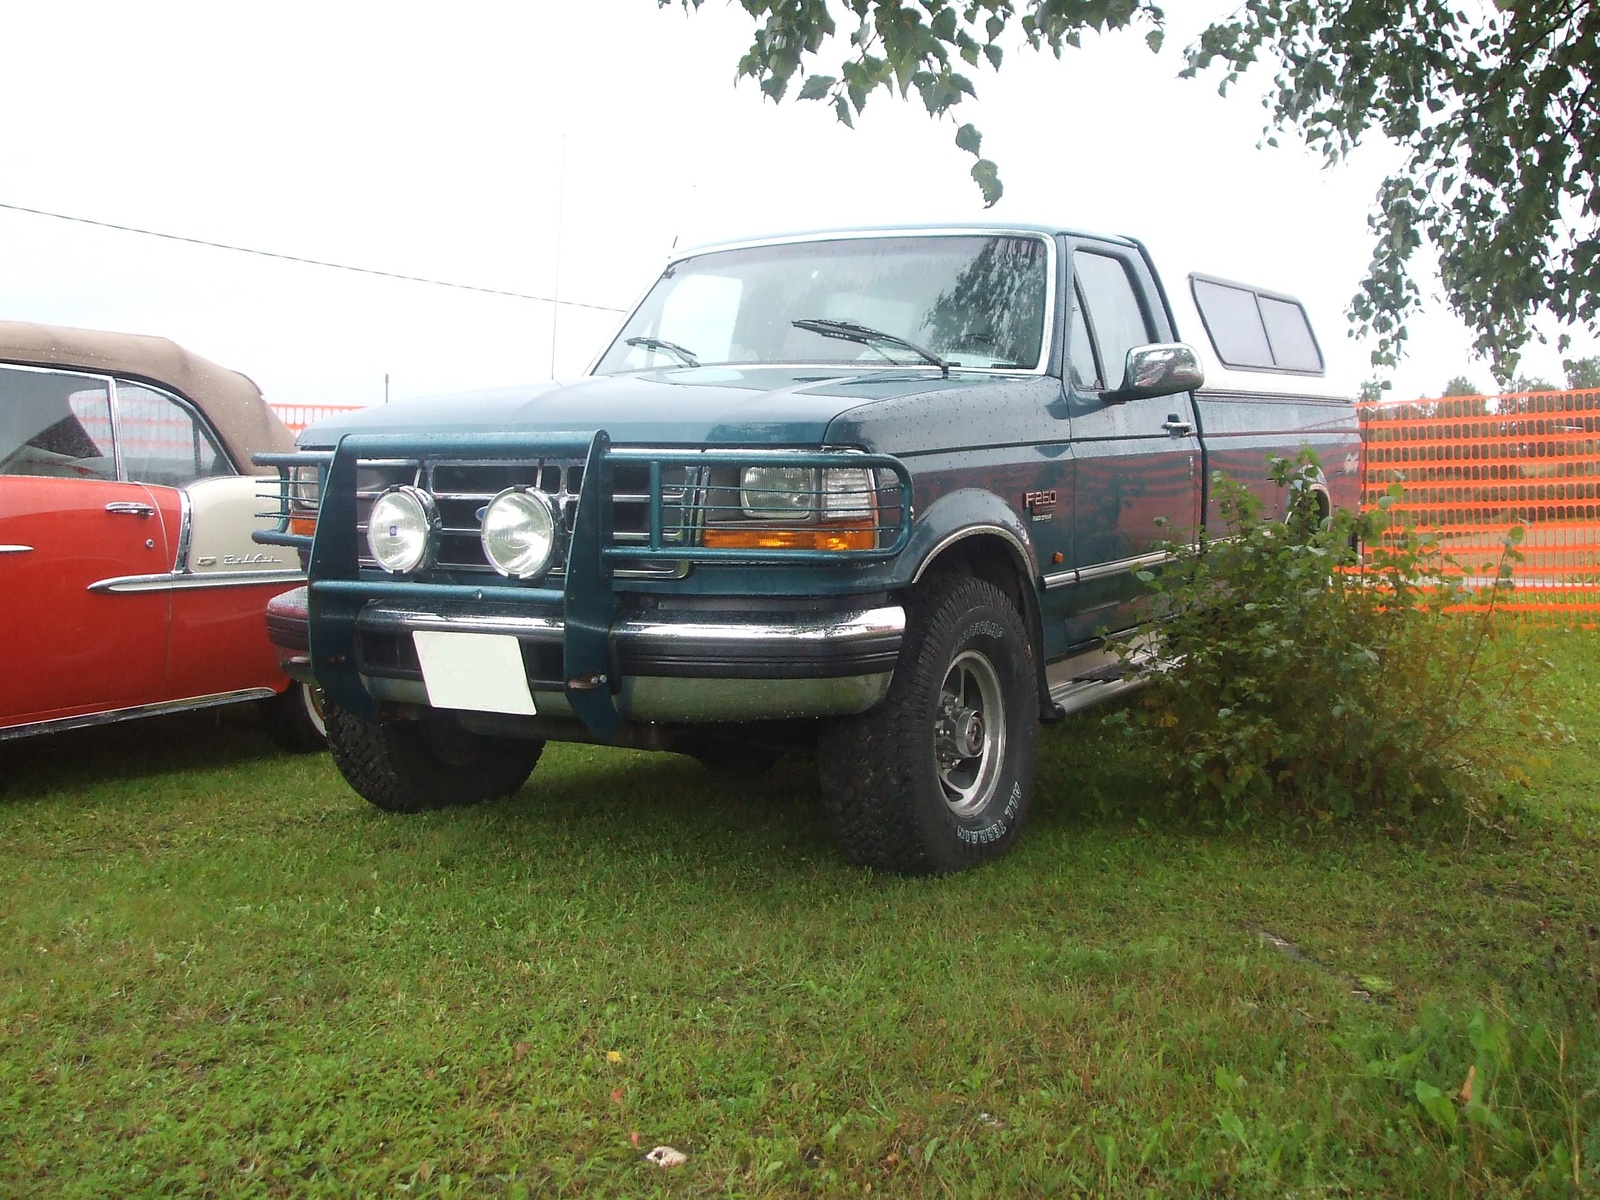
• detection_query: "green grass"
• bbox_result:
[3,627,1598,1197]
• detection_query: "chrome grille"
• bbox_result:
[354,457,695,579]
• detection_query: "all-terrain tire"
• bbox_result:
[324,703,543,813]
[262,682,327,754]
[819,575,1037,874]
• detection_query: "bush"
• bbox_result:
[1109,452,1550,826]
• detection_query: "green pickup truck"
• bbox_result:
[259,224,1360,873]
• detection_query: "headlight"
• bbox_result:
[708,462,879,552]
[740,465,816,518]
[739,465,878,521]
[480,488,557,579]
[286,464,322,537]
[366,486,437,574]
[821,467,875,519]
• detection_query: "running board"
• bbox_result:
[1045,644,1155,718]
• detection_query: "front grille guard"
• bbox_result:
[255,430,914,737]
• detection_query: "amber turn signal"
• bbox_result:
[701,520,876,552]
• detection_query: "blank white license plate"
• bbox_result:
[412,631,537,716]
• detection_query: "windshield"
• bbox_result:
[592,233,1051,374]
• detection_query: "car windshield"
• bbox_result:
[592,233,1050,374]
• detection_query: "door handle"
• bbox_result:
[1162,414,1194,436]
[105,501,156,518]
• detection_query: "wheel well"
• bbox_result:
[911,531,1053,720]
[1313,485,1332,523]
[914,532,1029,614]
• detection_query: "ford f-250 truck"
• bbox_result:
[258,225,1360,873]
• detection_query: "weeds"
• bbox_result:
[1112,452,1557,827]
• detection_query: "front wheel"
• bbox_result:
[262,682,328,753]
[819,576,1038,874]
[324,703,543,813]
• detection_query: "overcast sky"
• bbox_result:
[1,0,1592,407]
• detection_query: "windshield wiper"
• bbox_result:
[791,318,950,378]
[625,336,700,367]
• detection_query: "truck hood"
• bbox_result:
[297,366,1018,449]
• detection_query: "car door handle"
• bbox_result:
[1162,415,1194,436]
[105,501,156,518]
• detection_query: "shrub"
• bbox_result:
[1108,451,1550,826]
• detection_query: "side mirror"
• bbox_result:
[1105,342,1204,402]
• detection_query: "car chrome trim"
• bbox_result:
[87,568,305,594]
[352,602,903,648]
[593,228,1058,378]
[912,525,1033,584]
[357,604,565,639]
[1042,569,1077,591]
[0,544,33,554]
[104,500,156,517]
[172,487,194,572]
[613,604,905,648]
[0,688,280,742]
[1073,549,1179,585]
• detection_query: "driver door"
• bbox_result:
[1061,245,1202,645]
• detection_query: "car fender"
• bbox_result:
[901,487,1041,588]
[896,488,1054,717]
[181,475,301,578]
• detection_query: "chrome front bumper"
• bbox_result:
[266,587,904,723]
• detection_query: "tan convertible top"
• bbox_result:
[0,319,293,474]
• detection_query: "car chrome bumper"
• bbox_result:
[265,589,904,723]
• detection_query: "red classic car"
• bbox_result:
[0,319,323,749]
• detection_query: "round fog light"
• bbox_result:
[481,488,557,579]
[366,486,437,574]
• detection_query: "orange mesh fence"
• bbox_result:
[270,403,367,434]
[1360,390,1600,621]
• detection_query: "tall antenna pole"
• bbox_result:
[549,135,566,380]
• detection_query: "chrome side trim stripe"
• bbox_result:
[0,544,33,554]
[0,688,279,742]
[88,568,305,594]
[1045,547,1187,590]
[1076,549,1174,584]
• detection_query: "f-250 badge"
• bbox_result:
[1024,489,1057,521]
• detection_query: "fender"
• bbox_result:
[896,488,1056,719]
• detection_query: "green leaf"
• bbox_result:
[797,74,835,101]
[1216,1110,1249,1148]
[954,122,982,156]
[1415,1079,1459,1132]
[970,157,1002,206]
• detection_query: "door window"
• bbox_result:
[114,382,230,488]
[0,365,117,481]
[1070,251,1154,394]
